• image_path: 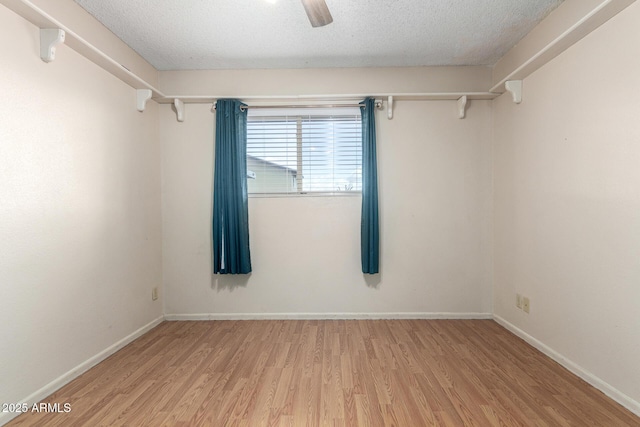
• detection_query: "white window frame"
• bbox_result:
[246,107,363,198]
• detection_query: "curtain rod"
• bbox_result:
[240,104,364,111]
[212,101,383,111]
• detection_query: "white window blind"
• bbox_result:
[246,108,362,195]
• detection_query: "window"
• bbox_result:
[246,107,362,195]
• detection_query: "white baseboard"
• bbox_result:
[493,315,640,418]
[164,312,493,321]
[0,315,164,427]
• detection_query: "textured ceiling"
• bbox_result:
[74,0,563,70]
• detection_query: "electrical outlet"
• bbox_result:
[152,287,158,301]
[523,297,530,313]
[516,294,523,309]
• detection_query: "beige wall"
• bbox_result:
[493,0,640,409]
[0,5,162,418]
[161,95,493,316]
[158,66,492,97]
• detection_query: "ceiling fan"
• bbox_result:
[301,0,333,27]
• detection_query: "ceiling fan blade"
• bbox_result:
[301,0,333,27]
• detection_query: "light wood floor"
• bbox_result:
[7,320,640,426]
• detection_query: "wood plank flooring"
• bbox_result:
[6,320,640,426]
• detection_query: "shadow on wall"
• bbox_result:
[364,273,382,289]
[212,274,251,291]
[211,272,380,291]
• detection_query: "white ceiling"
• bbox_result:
[74,0,563,71]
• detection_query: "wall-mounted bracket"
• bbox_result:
[136,89,152,112]
[387,96,394,120]
[40,29,65,63]
[505,80,523,104]
[173,99,185,122]
[457,95,468,119]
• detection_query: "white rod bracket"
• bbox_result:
[387,96,394,120]
[40,29,65,63]
[136,89,152,112]
[457,95,468,119]
[173,99,185,122]
[505,80,523,104]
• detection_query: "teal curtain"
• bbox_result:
[360,98,380,274]
[212,99,252,274]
